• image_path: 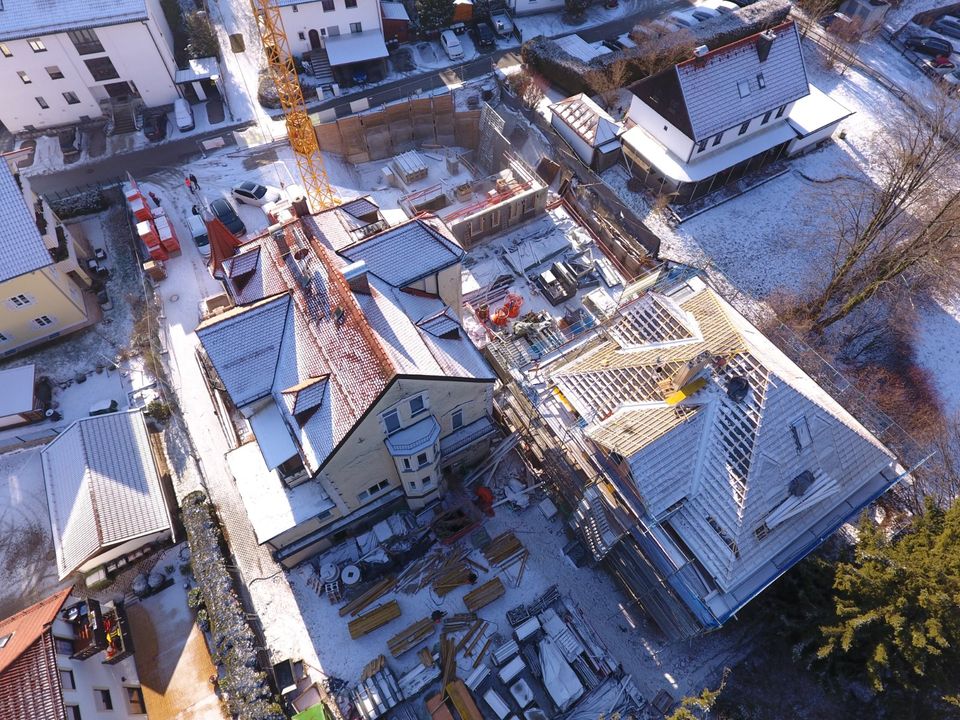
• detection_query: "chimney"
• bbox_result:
[694,45,709,58]
[342,260,369,294]
[756,30,775,62]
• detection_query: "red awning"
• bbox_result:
[207,217,242,276]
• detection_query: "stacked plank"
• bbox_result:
[348,600,402,639]
[398,547,472,594]
[431,562,474,596]
[339,577,396,617]
[446,680,484,720]
[388,617,436,657]
[442,613,477,633]
[463,577,505,613]
[439,634,458,691]
[482,532,530,587]
[360,655,386,682]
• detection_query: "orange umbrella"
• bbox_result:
[206,216,242,277]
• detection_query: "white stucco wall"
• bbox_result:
[279,0,383,56]
[54,611,145,720]
[551,114,594,167]
[627,94,693,161]
[692,99,797,160]
[0,19,177,132]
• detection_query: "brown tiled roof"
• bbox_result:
[0,587,71,674]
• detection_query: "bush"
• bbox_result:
[187,586,204,609]
[146,400,172,423]
[48,189,109,219]
[181,492,284,720]
[186,11,220,59]
[416,0,454,33]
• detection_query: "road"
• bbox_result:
[30,1,683,194]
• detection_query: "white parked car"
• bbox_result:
[440,29,464,60]
[666,9,702,29]
[695,0,738,14]
[231,181,283,207]
[174,98,194,132]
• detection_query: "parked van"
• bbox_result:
[174,98,194,132]
[666,9,701,28]
[440,29,464,60]
[188,214,210,257]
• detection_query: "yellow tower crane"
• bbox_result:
[250,0,338,212]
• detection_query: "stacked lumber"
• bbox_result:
[360,655,386,682]
[482,532,530,587]
[348,600,401,639]
[431,562,474,596]
[456,619,484,653]
[426,692,455,720]
[463,577,505,613]
[397,547,472,594]
[439,634,458,691]
[388,617,436,657]
[442,613,477,633]
[446,680,484,720]
[339,577,396,617]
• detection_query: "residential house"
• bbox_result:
[621,21,853,204]
[0,588,147,720]
[278,0,388,89]
[41,409,176,581]
[196,200,497,567]
[0,153,95,357]
[549,94,624,172]
[523,271,900,638]
[381,2,410,44]
[0,0,179,133]
[0,364,51,428]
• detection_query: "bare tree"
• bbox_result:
[806,103,960,330]
[586,58,631,113]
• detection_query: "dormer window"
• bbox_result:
[757,73,765,88]
[790,417,811,453]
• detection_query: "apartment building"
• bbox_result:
[0,588,147,720]
[196,200,497,567]
[278,0,388,87]
[0,153,95,357]
[0,0,179,133]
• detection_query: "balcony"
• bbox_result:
[384,416,440,456]
[62,599,107,660]
[102,604,135,665]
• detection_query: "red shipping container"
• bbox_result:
[136,219,160,248]
[154,216,181,255]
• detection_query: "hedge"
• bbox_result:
[181,491,285,720]
[520,0,793,96]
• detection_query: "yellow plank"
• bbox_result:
[665,377,707,406]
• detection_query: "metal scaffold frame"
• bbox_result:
[250,0,338,211]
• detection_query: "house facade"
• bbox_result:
[621,22,853,204]
[514,269,900,638]
[41,409,175,581]
[0,153,95,357]
[0,589,146,720]
[278,0,388,88]
[0,0,179,133]
[196,200,497,567]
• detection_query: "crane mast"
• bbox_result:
[250,0,338,212]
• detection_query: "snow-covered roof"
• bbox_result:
[197,210,491,477]
[0,162,50,283]
[174,56,220,84]
[339,217,464,287]
[0,365,36,418]
[631,21,809,142]
[324,30,389,67]
[550,94,623,148]
[381,1,410,20]
[787,83,854,137]
[551,276,896,593]
[555,34,611,63]
[41,410,172,579]
[0,0,148,41]
[621,120,797,182]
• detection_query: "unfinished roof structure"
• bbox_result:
[547,274,898,633]
[549,94,622,149]
[41,410,173,579]
[199,207,492,477]
[0,588,72,719]
[630,21,809,142]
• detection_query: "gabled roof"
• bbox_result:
[41,410,172,579]
[0,588,71,675]
[0,162,51,283]
[338,217,464,287]
[198,212,491,474]
[631,21,809,142]
[551,277,895,591]
[0,0,148,41]
[550,94,623,148]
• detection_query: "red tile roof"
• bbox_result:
[0,587,71,675]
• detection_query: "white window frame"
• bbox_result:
[94,688,113,711]
[33,314,55,327]
[409,394,425,416]
[416,451,428,467]
[8,293,33,308]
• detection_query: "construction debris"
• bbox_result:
[353,665,402,720]
[359,655,386,682]
[339,576,397,617]
[348,600,402,639]
[439,634,458,692]
[463,577,505,612]
[388,617,437,657]
[442,613,478,633]
[397,546,472,594]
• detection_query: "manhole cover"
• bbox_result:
[169,294,179,302]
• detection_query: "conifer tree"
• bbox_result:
[416,0,455,33]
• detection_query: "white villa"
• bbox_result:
[0,0,180,133]
[621,21,853,204]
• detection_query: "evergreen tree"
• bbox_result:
[564,0,590,17]
[817,501,960,696]
[416,0,455,33]
[185,11,220,60]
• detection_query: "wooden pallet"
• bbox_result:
[388,617,436,657]
[463,578,505,613]
[339,577,396,618]
[348,600,401,639]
